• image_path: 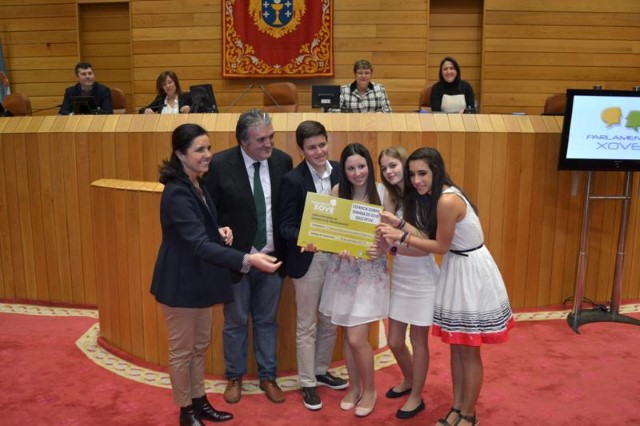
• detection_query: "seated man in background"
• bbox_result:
[59,62,112,115]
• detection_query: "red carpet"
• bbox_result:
[0,304,639,425]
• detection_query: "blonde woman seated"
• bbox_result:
[140,71,192,114]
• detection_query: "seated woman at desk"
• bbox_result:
[336,59,391,113]
[430,57,476,114]
[140,71,192,114]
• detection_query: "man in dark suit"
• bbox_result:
[203,109,292,405]
[279,120,347,411]
[58,62,112,115]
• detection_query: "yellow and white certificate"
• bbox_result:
[297,193,382,259]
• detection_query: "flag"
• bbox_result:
[0,39,10,102]
[223,0,333,78]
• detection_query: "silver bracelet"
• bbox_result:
[240,254,251,274]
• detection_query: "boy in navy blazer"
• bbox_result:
[279,120,348,411]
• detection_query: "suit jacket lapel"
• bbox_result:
[231,146,256,218]
[300,162,317,193]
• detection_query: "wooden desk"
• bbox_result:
[1,113,639,354]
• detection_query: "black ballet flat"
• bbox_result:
[396,399,425,419]
[385,386,412,398]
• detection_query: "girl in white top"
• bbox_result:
[378,147,513,426]
[319,143,388,418]
[378,147,439,419]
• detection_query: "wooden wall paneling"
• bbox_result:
[481,128,504,264]
[73,131,97,304]
[496,117,521,304]
[0,133,9,297]
[79,2,133,109]
[277,280,297,373]
[92,183,114,343]
[548,173,572,306]
[13,125,39,300]
[331,1,428,114]
[531,123,556,306]
[524,129,550,305]
[25,125,49,300]
[514,122,537,306]
[482,1,640,114]
[5,111,640,316]
[111,118,131,179]
[559,174,584,306]
[114,183,132,354]
[624,177,640,299]
[138,184,161,363]
[34,126,61,302]
[486,0,639,13]
[0,1,79,115]
[98,126,117,179]
[429,0,483,107]
[97,181,118,344]
[62,128,87,303]
[87,127,106,310]
[1,130,23,299]
[461,117,481,219]
[48,124,75,302]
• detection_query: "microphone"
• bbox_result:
[140,101,167,113]
[223,84,259,113]
[254,84,284,111]
[29,104,64,114]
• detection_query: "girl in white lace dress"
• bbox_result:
[378,147,513,426]
[378,147,439,419]
[319,143,388,418]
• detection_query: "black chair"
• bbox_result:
[190,84,218,113]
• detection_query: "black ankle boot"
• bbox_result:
[179,405,204,426]
[192,395,234,423]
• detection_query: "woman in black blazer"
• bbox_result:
[140,70,192,114]
[150,123,281,426]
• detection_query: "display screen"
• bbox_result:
[311,85,340,110]
[558,89,640,171]
[71,95,98,115]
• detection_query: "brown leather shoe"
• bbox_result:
[259,379,285,403]
[223,378,242,404]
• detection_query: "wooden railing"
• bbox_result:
[1,113,638,311]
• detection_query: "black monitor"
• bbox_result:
[190,84,218,113]
[311,85,341,110]
[71,95,98,115]
[558,89,640,171]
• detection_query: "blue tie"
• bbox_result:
[253,162,267,250]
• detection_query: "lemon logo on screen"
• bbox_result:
[601,107,622,128]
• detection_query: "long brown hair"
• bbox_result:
[155,71,183,98]
[403,147,476,238]
[378,146,408,212]
[338,143,381,205]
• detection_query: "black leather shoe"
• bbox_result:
[396,399,426,420]
[385,386,412,398]
[179,406,204,426]
[192,396,233,423]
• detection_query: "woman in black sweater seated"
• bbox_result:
[430,57,476,113]
[140,71,192,114]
